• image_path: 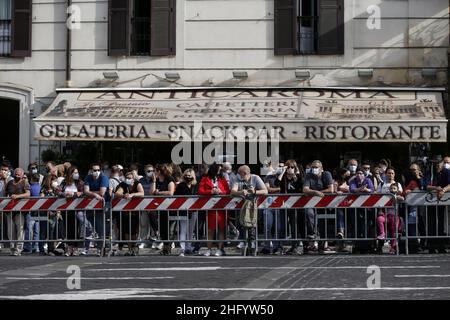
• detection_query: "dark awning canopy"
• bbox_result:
[34,87,447,143]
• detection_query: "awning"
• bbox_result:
[34,87,447,142]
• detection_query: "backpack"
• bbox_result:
[239,199,258,228]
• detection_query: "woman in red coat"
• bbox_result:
[198,163,230,256]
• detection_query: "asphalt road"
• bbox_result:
[1,249,450,300]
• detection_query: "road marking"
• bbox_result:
[6,276,174,280]
[84,261,218,265]
[86,266,441,272]
[395,275,450,278]
[3,286,450,300]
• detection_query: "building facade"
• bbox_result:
[0,0,448,168]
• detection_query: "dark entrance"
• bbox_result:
[0,98,20,167]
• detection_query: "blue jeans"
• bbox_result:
[24,213,39,252]
[86,210,105,250]
[262,209,285,249]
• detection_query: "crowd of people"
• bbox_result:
[0,154,449,257]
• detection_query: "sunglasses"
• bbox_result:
[146,170,154,173]
[287,166,295,169]
[92,169,101,172]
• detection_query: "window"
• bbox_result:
[0,0,32,57]
[108,0,176,57]
[274,0,343,55]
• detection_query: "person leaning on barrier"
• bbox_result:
[302,160,334,253]
[377,167,404,255]
[260,162,282,255]
[114,172,144,256]
[84,163,109,256]
[22,173,41,254]
[60,166,86,257]
[350,169,376,254]
[0,162,14,248]
[274,159,304,255]
[198,163,231,257]
[174,169,199,256]
[153,163,176,255]
[231,165,268,253]
[5,168,31,256]
[138,164,157,247]
[425,157,450,254]
[403,163,428,253]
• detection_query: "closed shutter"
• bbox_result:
[10,0,32,57]
[108,0,130,56]
[317,0,344,55]
[150,0,176,56]
[274,0,297,55]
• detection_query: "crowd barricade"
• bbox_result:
[0,196,105,255]
[110,193,399,255]
[404,191,450,254]
[0,193,406,256]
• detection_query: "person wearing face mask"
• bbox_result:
[346,158,359,180]
[22,173,42,254]
[259,161,282,255]
[303,160,334,253]
[198,163,231,256]
[60,166,87,256]
[27,162,44,185]
[84,163,110,256]
[174,169,199,256]
[274,159,304,255]
[425,156,450,254]
[231,165,268,254]
[137,164,157,248]
[115,172,144,256]
[5,168,31,256]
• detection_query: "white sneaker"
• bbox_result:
[171,242,175,249]
[237,242,245,249]
[79,249,87,255]
[139,243,145,249]
[179,250,185,257]
[156,242,164,250]
[214,249,225,256]
[203,249,211,256]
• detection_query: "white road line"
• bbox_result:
[395,275,450,278]
[86,266,440,272]
[6,277,174,280]
[84,262,218,265]
[3,286,450,300]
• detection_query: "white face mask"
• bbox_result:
[364,170,370,177]
[287,168,295,174]
[51,181,59,189]
[312,168,320,176]
[31,169,38,174]
[125,179,133,186]
[92,170,100,178]
[146,170,154,178]
[349,165,357,173]
[72,173,79,180]
[444,163,450,170]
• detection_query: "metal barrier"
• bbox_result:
[404,191,450,254]
[6,193,436,256]
[110,193,399,256]
[0,197,105,256]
